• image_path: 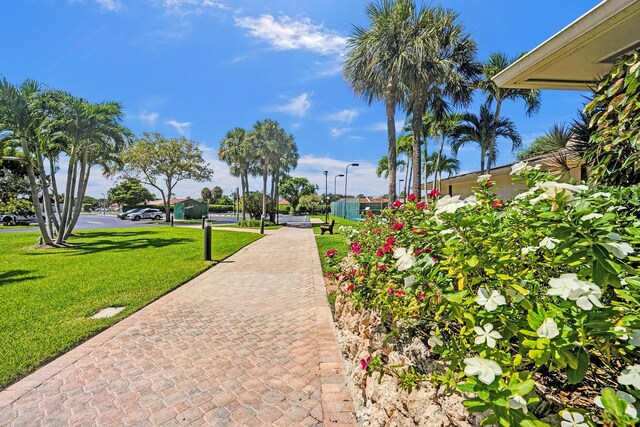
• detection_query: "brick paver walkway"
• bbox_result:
[0,226,355,426]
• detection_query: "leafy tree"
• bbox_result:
[201,187,212,204]
[243,191,274,219]
[479,52,541,172]
[82,195,100,212]
[0,139,29,203]
[279,175,316,215]
[450,104,522,173]
[0,196,34,217]
[211,186,223,203]
[299,193,323,214]
[107,178,155,206]
[217,195,233,206]
[121,132,214,221]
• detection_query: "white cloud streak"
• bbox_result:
[326,108,359,124]
[166,119,191,136]
[274,93,311,117]
[139,111,159,125]
[235,14,346,56]
[330,127,350,139]
[95,0,124,12]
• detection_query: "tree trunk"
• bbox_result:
[163,179,172,221]
[21,138,54,245]
[386,77,397,206]
[48,156,62,230]
[261,165,268,222]
[434,132,446,191]
[63,157,91,241]
[411,97,425,198]
[480,149,485,174]
[57,146,77,242]
[35,151,56,239]
[241,172,247,221]
[488,100,503,174]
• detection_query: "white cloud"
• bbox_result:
[330,127,350,139]
[139,111,159,125]
[274,93,311,117]
[326,108,359,124]
[368,120,406,132]
[348,136,365,141]
[235,14,346,56]
[95,0,124,11]
[159,0,229,13]
[166,119,191,136]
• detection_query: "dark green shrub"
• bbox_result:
[584,50,640,185]
[0,196,34,216]
[208,205,234,213]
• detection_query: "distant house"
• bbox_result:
[431,151,586,199]
[278,198,290,207]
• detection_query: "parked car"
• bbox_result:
[117,209,140,220]
[1,212,45,225]
[125,208,164,221]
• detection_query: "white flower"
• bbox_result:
[537,318,560,339]
[464,195,481,208]
[463,357,502,385]
[606,205,625,212]
[428,332,443,348]
[547,274,589,300]
[619,365,640,389]
[530,181,588,206]
[575,283,603,311]
[539,237,560,250]
[403,275,415,289]
[560,411,588,427]
[580,213,603,221]
[474,323,502,349]
[393,247,416,272]
[508,395,528,413]
[602,241,635,259]
[521,246,538,255]
[595,390,637,418]
[615,326,630,340]
[630,330,640,347]
[439,228,455,235]
[434,195,465,215]
[590,192,611,199]
[475,288,506,312]
[477,174,491,182]
[511,161,539,175]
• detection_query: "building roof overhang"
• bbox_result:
[493,0,640,90]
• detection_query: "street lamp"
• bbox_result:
[323,171,329,224]
[334,174,344,220]
[344,163,359,219]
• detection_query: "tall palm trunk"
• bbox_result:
[423,138,429,200]
[404,153,410,199]
[411,96,426,197]
[386,78,398,206]
[433,134,445,190]
[261,164,268,222]
[58,145,77,240]
[487,100,503,173]
[21,139,54,246]
[48,156,62,230]
[64,153,91,241]
[241,171,247,220]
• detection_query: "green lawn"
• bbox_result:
[0,227,261,389]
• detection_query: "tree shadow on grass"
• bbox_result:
[24,230,196,256]
[0,270,45,286]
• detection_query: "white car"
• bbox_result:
[125,208,164,221]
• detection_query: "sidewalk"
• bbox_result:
[0,227,355,426]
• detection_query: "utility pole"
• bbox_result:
[323,171,328,224]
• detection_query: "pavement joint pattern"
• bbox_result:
[0,226,355,426]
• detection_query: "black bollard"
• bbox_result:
[202,215,206,229]
[171,214,174,227]
[260,216,265,235]
[204,223,212,261]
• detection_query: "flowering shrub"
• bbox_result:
[325,162,640,426]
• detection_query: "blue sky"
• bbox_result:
[3,0,600,198]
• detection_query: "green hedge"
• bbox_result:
[208,205,234,213]
[238,219,275,227]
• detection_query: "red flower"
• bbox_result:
[324,272,334,279]
[416,201,426,209]
[387,288,394,295]
[393,223,404,231]
[367,211,373,217]
[392,200,403,208]
[395,290,406,297]
[325,249,338,258]
[412,228,425,235]
[346,283,355,292]
[407,194,418,202]
[377,264,387,270]
[351,242,361,254]
[373,228,382,234]
[424,247,433,253]
[383,244,393,253]
[419,292,425,301]
[360,356,372,371]
[427,189,440,198]
[492,200,504,209]
[376,248,384,257]
[386,237,396,245]
[486,181,495,186]
[414,249,422,255]
[432,257,438,263]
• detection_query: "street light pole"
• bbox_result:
[323,171,328,224]
[344,163,359,219]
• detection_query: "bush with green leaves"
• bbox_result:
[325,163,640,426]
[0,196,34,217]
[584,50,640,186]
[237,219,275,228]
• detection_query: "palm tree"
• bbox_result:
[269,132,298,223]
[479,52,541,172]
[424,152,460,185]
[344,0,414,206]
[450,104,522,172]
[402,6,478,197]
[219,127,254,220]
[430,111,461,190]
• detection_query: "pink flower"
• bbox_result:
[395,290,406,297]
[377,264,387,270]
[431,257,438,263]
[346,283,355,292]
[393,223,404,231]
[325,249,338,258]
[392,200,403,208]
[428,189,440,198]
[414,249,422,255]
[407,194,418,202]
[324,273,334,279]
[387,288,394,296]
[386,237,396,245]
[492,200,504,209]
[360,356,372,371]
[486,180,495,187]
[419,292,425,301]
[416,201,426,209]
[376,248,384,257]
[351,242,361,254]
